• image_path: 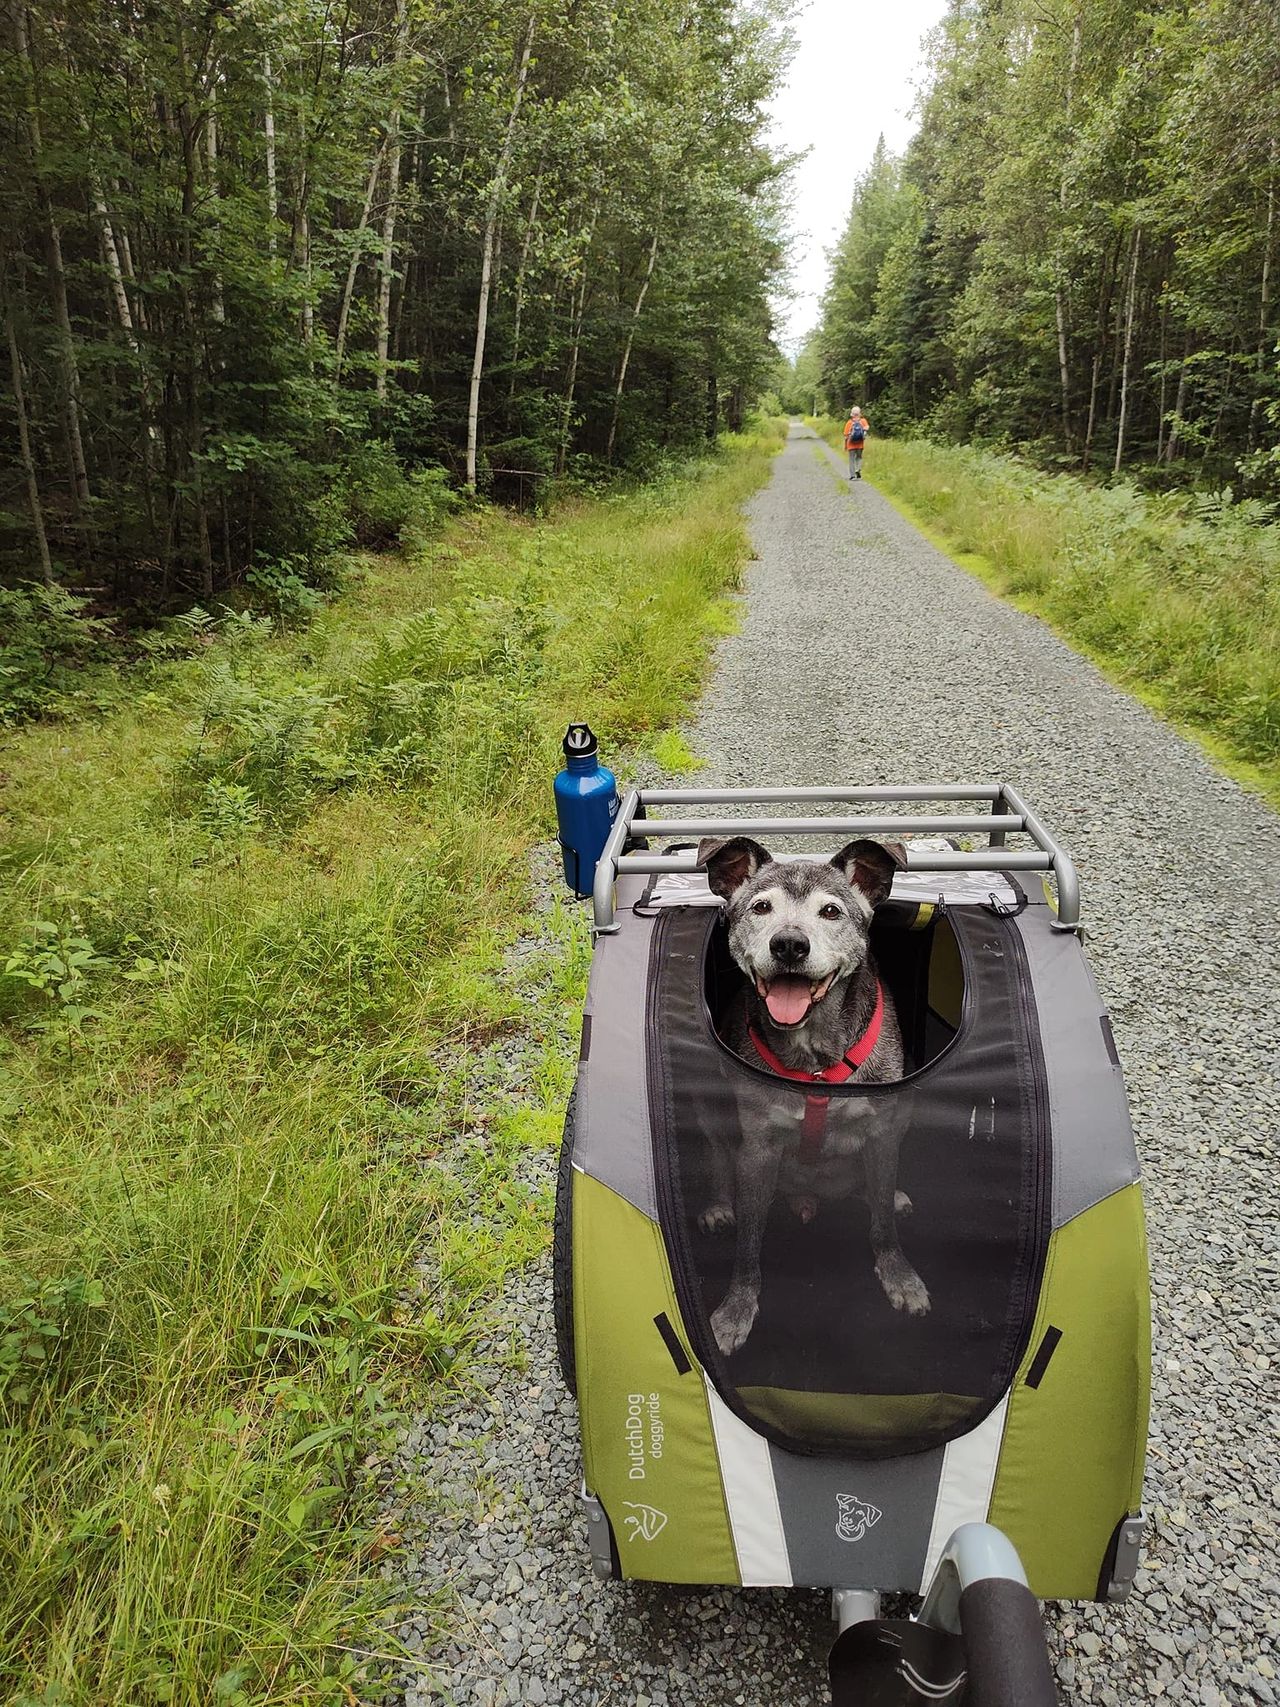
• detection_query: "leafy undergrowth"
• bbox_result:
[809,418,1280,806]
[0,424,782,1706]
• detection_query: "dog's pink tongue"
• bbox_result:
[765,975,812,1026]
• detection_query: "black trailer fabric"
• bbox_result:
[648,903,1051,1458]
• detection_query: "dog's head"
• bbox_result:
[696,836,906,1031]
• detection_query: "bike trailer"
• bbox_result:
[554,784,1149,1609]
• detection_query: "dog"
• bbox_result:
[694,834,930,1356]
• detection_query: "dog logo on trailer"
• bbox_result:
[835,1494,882,1543]
[622,1502,668,1542]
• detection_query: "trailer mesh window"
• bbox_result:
[648,904,1051,1457]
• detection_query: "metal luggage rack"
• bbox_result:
[592,783,1080,934]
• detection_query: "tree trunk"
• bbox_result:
[556,208,598,477]
[556,279,588,476]
[375,0,408,406]
[605,218,661,463]
[206,80,226,323]
[293,107,314,346]
[334,138,387,384]
[264,52,278,257]
[1053,11,1082,450]
[1082,351,1100,472]
[90,169,138,346]
[3,267,54,586]
[15,7,91,517]
[88,162,158,505]
[300,204,313,344]
[180,108,213,599]
[1174,360,1194,464]
[1248,143,1276,456]
[113,184,146,333]
[1113,227,1141,475]
[466,17,536,488]
[507,170,543,408]
[1156,274,1169,461]
[375,113,402,403]
[442,66,456,146]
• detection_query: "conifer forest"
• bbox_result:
[1,0,789,617]
[806,0,1280,490]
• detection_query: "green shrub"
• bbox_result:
[182,663,350,817]
[339,442,457,550]
[0,587,112,725]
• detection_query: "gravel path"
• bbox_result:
[383,423,1279,1706]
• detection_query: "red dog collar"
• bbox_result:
[748,981,884,1161]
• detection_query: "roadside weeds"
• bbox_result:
[0,425,783,1705]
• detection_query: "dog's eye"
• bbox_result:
[818,903,843,920]
[750,899,772,916]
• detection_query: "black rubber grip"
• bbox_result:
[960,1578,1060,1707]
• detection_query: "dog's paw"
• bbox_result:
[711,1291,759,1356]
[875,1251,931,1317]
[894,1190,913,1217]
[788,1193,819,1223]
[698,1202,736,1234]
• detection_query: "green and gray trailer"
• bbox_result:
[554,784,1149,1702]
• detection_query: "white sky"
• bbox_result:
[767,0,951,355]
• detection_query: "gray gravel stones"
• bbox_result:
[380,425,1279,1705]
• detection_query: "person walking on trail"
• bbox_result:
[844,406,869,479]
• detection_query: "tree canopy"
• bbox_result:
[1,0,793,613]
[809,0,1280,489]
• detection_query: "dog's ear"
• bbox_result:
[696,835,772,900]
[830,838,907,909]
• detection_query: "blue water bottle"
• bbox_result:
[555,723,618,898]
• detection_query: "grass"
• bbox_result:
[809,417,1280,806]
[0,423,784,1706]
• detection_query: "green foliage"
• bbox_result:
[0,428,782,1702]
[182,665,349,819]
[649,728,705,774]
[1,0,790,626]
[3,920,113,1034]
[339,443,459,551]
[0,1275,106,1407]
[802,0,1280,490]
[196,779,265,846]
[0,589,112,725]
[243,560,328,624]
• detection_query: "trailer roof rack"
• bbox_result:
[591,783,1079,934]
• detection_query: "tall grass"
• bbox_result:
[811,419,1280,802]
[0,425,783,1705]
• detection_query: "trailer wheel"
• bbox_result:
[553,1086,578,1397]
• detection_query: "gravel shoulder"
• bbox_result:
[383,423,1279,1707]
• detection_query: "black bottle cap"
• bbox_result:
[563,723,597,759]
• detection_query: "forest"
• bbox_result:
[0,0,789,627]
[800,0,1280,490]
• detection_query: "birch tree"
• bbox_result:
[465,17,535,488]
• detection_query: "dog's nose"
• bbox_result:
[770,929,809,966]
